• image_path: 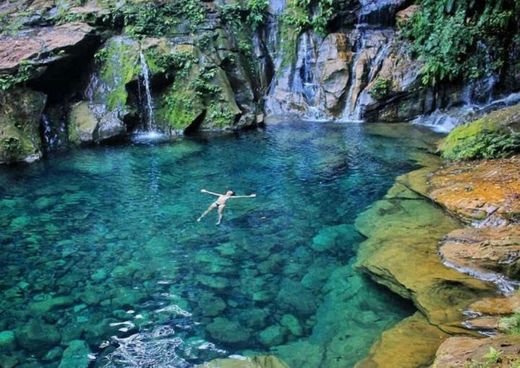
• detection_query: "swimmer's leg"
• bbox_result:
[198,203,216,222]
[216,205,225,225]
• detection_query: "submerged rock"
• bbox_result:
[15,319,61,353]
[0,88,46,164]
[258,324,287,347]
[356,312,448,368]
[0,330,15,352]
[311,224,360,252]
[197,355,289,368]
[206,317,251,345]
[58,340,91,368]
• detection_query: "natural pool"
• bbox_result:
[0,122,440,368]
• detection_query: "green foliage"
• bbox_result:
[465,347,504,368]
[0,10,32,36]
[194,66,222,97]
[404,0,519,86]
[369,78,392,100]
[442,130,520,161]
[208,102,236,128]
[246,0,269,30]
[0,62,36,91]
[279,0,336,66]
[501,312,520,335]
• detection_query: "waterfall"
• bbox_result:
[41,114,66,151]
[340,26,393,122]
[139,51,157,132]
[413,91,520,132]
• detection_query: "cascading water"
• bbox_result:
[41,113,66,152]
[139,51,157,132]
[131,51,168,144]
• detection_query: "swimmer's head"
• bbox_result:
[226,190,235,196]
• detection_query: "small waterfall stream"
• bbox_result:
[139,51,157,132]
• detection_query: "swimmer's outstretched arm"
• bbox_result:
[230,194,257,199]
[201,189,223,196]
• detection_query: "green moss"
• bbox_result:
[439,104,520,160]
[97,38,140,112]
[369,78,392,100]
[500,312,520,335]
[158,64,205,131]
[0,88,45,163]
[157,46,240,131]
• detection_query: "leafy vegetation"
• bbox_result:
[404,0,520,86]
[279,0,336,66]
[369,78,392,100]
[464,347,507,368]
[0,62,36,91]
[500,312,520,335]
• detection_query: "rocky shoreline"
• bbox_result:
[353,125,519,366]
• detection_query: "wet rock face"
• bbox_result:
[440,226,520,280]
[428,156,520,225]
[355,166,496,334]
[265,32,353,118]
[0,88,46,164]
[317,34,352,114]
[432,335,520,368]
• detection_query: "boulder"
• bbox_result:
[439,103,520,160]
[432,335,520,368]
[258,324,286,347]
[196,355,289,368]
[15,319,61,353]
[28,295,75,315]
[0,331,15,352]
[68,102,126,144]
[276,280,317,317]
[356,312,449,368]
[396,5,420,27]
[0,88,46,164]
[311,224,360,252]
[206,317,251,345]
[157,44,242,132]
[440,226,520,280]
[0,22,95,74]
[428,156,520,225]
[58,340,91,368]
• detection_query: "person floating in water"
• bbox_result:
[197,189,256,225]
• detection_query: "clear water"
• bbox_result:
[0,122,437,368]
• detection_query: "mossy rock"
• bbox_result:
[0,88,46,164]
[68,102,98,144]
[95,36,141,112]
[439,104,520,160]
[157,45,242,132]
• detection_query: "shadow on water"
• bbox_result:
[0,121,439,368]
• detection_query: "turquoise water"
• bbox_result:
[0,122,436,368]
